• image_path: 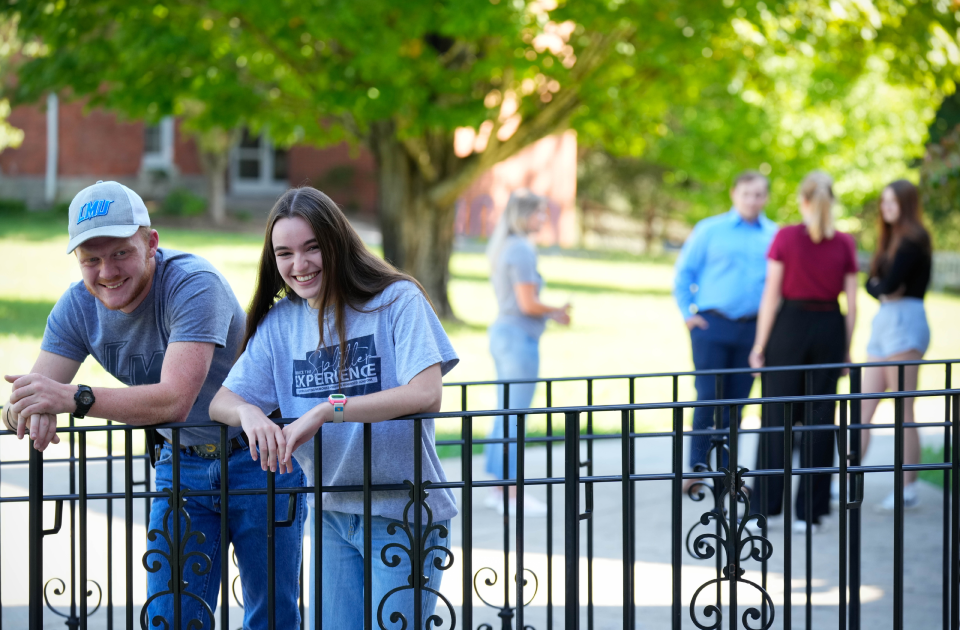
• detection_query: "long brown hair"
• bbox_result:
[240,187,431,382]
[869,179,931,278]
[799,171,835,244]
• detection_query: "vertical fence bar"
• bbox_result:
[951,393,959,630]
[804,370,814,630]
[364,422,372,630]
[0,419,3,630]
[106,422,113,630]
[172,430,182,630]
[501,384,510,620]
[414,418,423,630]
[849,367,862,630]
[760,372,769,629]
[784,402,793,630]
[314,429,322,630]
[944,364,952,630]
[220,426,230,630]
[80,432,88,628]
[620,409,633,630]
[729,405,739,630]
[461,412,473,630]
[546,381,554,629]
[125,429,134,630]
[714,378,723,616]
[69,416,77,623]
[894,387,905,630]
[672,403,683,630]
[565,411,581,630]
[586,379,594,630]
[268,466,277,630]
[517,413,526,630]
[28,445,44,629]
[632,376,642,630]
[839,400,848,630]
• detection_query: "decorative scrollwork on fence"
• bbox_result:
[688,461,775,630]
[376,480,457,630]
[43,576,102,619]
[473,566,539,630]
[231,547,244,609]
[686,443,763,564]
[140,487,215,630]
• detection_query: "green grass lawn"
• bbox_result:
[2,210,960,450]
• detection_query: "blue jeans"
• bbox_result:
[144,441,306,630]
[485,322,540,480]
[307,509,451,629]
[689,312,756,471]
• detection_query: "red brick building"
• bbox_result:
[0,96,576,244]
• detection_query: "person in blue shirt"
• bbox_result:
[673,171,778,488]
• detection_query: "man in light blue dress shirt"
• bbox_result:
[674,172,778,484]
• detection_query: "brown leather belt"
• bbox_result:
[157,431,249,459]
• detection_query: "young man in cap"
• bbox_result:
[3,181,304,629]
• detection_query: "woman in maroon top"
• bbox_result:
[749,171,859,533]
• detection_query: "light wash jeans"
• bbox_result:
[485,322,540,480]
[306,507,451,629]
[144,441,306,630]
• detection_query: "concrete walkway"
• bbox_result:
[0,423,952,629]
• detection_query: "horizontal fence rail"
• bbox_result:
[0,360,957,629]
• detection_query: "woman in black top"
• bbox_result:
[858,179,932,511]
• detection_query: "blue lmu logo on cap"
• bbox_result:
[77,199,114,224]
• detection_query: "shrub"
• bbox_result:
[0,198,27,215]
[161,188,207,217]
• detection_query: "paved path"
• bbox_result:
[0,422,952,629]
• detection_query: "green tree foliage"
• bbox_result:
[5,1,960,315]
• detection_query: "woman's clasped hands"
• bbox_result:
[237,403,326,474]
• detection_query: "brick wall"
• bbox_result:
[57,101,144,177]
[287,143,378,217]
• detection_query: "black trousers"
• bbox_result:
[754,301,844,524]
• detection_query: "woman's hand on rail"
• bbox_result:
[280,404,327,470]
[238,404,291,474]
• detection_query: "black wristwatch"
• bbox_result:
[74,385,95,419]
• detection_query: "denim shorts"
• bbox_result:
[866,297,930,358]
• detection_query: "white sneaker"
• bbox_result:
[484,489,504,511]
[876,483,921,512]
[497,495,549,518]
[792,519,821,535]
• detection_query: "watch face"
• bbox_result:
[79,391,94,405]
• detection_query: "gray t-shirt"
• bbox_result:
[41,248,246,446]
[222,280,460,522]
[492,235,546,338]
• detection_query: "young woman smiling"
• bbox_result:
[209,187,459,627]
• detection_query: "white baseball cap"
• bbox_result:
[66,180,151,254]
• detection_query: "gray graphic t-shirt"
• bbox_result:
[492,235,546,338]
[222,280,460,522]
[41,248,246,445]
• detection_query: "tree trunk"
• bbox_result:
[194,127,239,227]
[370,121,460,320]
[205,154,228,226]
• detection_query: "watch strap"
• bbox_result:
[332,401,345,423]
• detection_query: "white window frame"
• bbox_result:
[229,130,288,195]
[141,116,175,172]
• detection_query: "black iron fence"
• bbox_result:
[0,359,957,629]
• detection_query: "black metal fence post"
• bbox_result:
[29,444,44,629]
[565,411,581,630]
[849,367,863,630]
